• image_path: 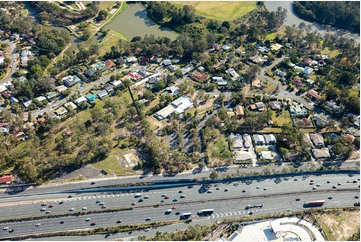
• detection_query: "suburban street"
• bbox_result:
[0,40,18,85]
[0,173,359,240]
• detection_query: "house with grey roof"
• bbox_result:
[253,134,265,145]
[309,134,324,148]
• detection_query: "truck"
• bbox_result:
[180,212,192,219]
[303,200,325,207]
[197,209,214,216]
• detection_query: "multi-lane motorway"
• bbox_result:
[0,173,359,240]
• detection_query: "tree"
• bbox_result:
[97,10,108,21]
[209,170,218,180]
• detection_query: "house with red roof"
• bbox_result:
[0,175,13,184]
[105,60,115,69]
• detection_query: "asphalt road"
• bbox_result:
[0,173,359,239]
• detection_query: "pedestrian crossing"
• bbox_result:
[207,208,271,219]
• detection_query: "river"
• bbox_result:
[264,1,360,42]
[104,3,177,40]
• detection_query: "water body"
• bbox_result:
[264,1,360,41]
[104,3,178,40]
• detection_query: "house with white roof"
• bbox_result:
[155,96,193,120]
[264,134,276,145]
[62,75,80,87]
[226,68,240,81]
[253,134,265,145]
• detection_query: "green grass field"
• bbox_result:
[272,110,292,126]
[173,1,257,21]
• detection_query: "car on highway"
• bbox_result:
[40,208,46,211]
[9,228,14,233]
[161,200,165,203]
[85,218,91,222]
[295,198,300,201]
[135,193,142,198]
[327,180,331,183]
[173,198,178,202]
[207,190,212,193]
[48,204,54,208]
[145,217,151,221]
[144,195,150,199]
[294,178,298,181]
[35,223,41,227]
[354,202,360,206]
[338,182,342,185]
[248,211,253,215]
[310,180,314,182]
[116,220,122,223]
[131,202,136,205]
[90,222,96,226]
[216,187,220,190]
[172,206,176,210]
[91,182,96,185]
[99,202,105,206]
[144,228,150,232]
[328,196,333,199]
[256,186,261,189]
[316,184,321,187]
[41,202,47,206]
[60,221,64,224]
[165,196,170,199]
[101,205,107,209]
[96,200,101,204]
[309,182,314,185]
[332,185,337,189]
[312,187,317,190]
[180,195,185,198]
[242,190,246,193]
[46,211,51,214]
[175,212,180,215]
[68,195,73,198]
[178,191,183,193]
[224,189,229,192]
[3,227,9,230]
[353,180,358,183]
[82,207,87,210]
[161,194,167,197]
[286,208,291,212]
[59,201,64,204]
[138,199,144,202]
[355,195,359,199]
[69,208,75,211]
[263,187,268,190]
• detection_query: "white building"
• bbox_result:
[155,96,193,120]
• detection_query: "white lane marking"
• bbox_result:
[112,195,115,197]
[78,197,82,200]
[103,196,106,198]
[220,213,224,218]
[216,214,219,218]
[83,197,87,200]
[107,195,111,198]
[238,211,242,215]
[122,194,125,197]
[233,211,237,215]
[117,194,120,197]
[225,212,228,216]
[98,196,101,198]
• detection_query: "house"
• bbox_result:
[64,101,77,111]
[312,148,331,159]
[226,68,240,81]
[104,84,114,94]
[303,58,312,66]
[294,66,304,74]
[14,131,28,141]
[20,49,32,66]
[126,56,137,63]
[166,86,179,96]
[85,67,97,77]
[86,94,97,104]
[105,59,115,69]
[62,75,80,87]
[309,133,324,147]
[0,127,9,134]
[235,105,244,118]
[259,151,274,160]
[264,134,276,144]
[46,92,59,101]
[56,85,67,93]
[1,90,11,99]
[9,96,19,104]
[18,76,27,82]
[127,72,142,80]
[0,175,13,184]
[292,78,303,87]
[23,100,32,108]
[234,151,253,163]
[253,134,265,145]
[181,65,194,75]
[251,79,261,89]
[74,96,87,105]
[255,102,266,111]
[163,59,172,66]
[0,56,4,65]
[303,66,314,75]
[55,107,68,116]
[313,115,328,127]
[270,43,283,52]
[111,80,122,87]
[269,101,281,110]
[285,43,292,48]
[97,90,108,99]
[242,134,253,149]
[35,96,46,103]
[0,85,6,93]
[190,72,208,82]
[258,46,269,53]
[147,73,163,84]
[154,96,193,120]
[325,100,341,113]
[168,65,178,72]
[289,102,307,117]
[230,133,244,150]
[138,69,150,77]
[274,69,286,77]
[222,45,231,51]
[10,33,19,40]
[307,89,321,100]
[198,66,205,72]
[217,79,228,86]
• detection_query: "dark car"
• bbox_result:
[242,190,246,193]
[60,221,64,224]
[138,199,144,202]
[90,222,96,226]
[178,191,183,193]
[116,220,122,223]
[91,182,96,185]
[354,202,360,206]
[295,198,300,201]
[68,195,73,198]
[59,201,64,205]
[224,189,229,192]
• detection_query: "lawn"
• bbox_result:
[173,1,257,21]
[98,30,127,56]
[272,110,292,126]
[321,48,340,58]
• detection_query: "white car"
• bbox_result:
[35,223,41,227]
[82,207,87,210]
[40,208,46,211]
[45,211,51,214]
[144,228,150,232]
[3,227,9,230]
[69,208,75,211]
[85,218,91,222]
[256,186,261,189]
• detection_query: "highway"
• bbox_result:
[0,173,359,239]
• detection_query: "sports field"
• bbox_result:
[173,1,257,21]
